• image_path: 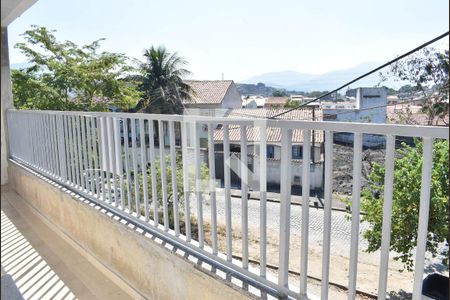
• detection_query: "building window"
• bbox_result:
[292,145,303,159]
[267,145,275,158]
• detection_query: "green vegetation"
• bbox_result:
[272,89,289,97]
[382,48,449,125]
[122,152,209,226]
[137,153,209,205]
[284,99,300,108]
[361,140,449,271]
[132,46,192,114]
[12,26,140,111]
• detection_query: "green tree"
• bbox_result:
[382,48,449,125]
[130,153,209,226]
[361,140,449,271]
[272,89,288,97]
[12,26,141,111]
[284,99,299,108]
[134,46,192,114]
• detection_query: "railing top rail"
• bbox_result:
[7,109,449,139]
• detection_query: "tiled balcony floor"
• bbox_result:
[0,186,137,300]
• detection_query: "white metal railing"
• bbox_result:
[6,109,449,300]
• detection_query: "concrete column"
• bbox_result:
[1,27,13,185]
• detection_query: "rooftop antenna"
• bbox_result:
[221,72,224,80]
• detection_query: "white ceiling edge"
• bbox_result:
[1,0,38,27]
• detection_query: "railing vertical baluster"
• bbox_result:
[28,114,32,164]
[78,116,88,190]
[159,120,169,231]
[77,116,85,191]
[86,116,94,194]
[181,121,191,241]
[169,121,180,236]
[42,114,50,174]
[56,115,65,182]
[37,114,43,170]
[8,112,14,159]
[50,114,56,174]
[207,123,218,254]
[123,119,133,211]
[259,124,267,278]
[28,114,34,166]
[377,135,395,300]
[50,114,59,178]
[412,137,434,300]
[348,132,363,299]
[72,116,81,188]
[278,128,292,288]
[24,114,30,165]
[194,122,204,247]
[240,125,249,269]
[24,114,29,163]
[21,114,25,162]
[90,117,100,198]
[96,117,106,202]
[34,114,39,169]
[54,115,61,179]
[18,113,23,161]
[130,118,140,215]
[62,115,70,184]
[43,114,51,174]
[139,118,149,220]
[37,115,42,169]
[223,124,232,262]
[107,117,118,207]
[115,117,125,209]
[69,115,76,185]
[300,130,311,296]
[24,114,29,164]
[81,116,90,191]
[32,115,38,167]
[148,120,158,225]
[321,130,333,300]
[101,117,112,203]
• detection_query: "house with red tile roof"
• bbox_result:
[183,80,242,109]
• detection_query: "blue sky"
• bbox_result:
[7,0,449,82]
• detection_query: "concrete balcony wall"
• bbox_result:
[7,162,251,300]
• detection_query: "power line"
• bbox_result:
[270,31,450,119]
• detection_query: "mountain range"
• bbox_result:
[240,62,400,92]
[12,61,402,93]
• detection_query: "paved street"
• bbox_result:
[190,191,447,269]
[191,192,371,257]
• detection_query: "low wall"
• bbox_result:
[7,162,250,300]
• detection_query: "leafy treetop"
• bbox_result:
[12,25,141,111]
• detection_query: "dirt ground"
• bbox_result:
[199,220,415,299]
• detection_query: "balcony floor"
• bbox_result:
[0,186,138,300]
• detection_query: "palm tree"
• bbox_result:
[135,46,192,114]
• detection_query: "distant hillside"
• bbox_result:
[241,62,401,91]
[236,82,299,96]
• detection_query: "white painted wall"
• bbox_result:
[323,87,387,147]
[221,83,242,109]
[247,155,323,189]
[1,27,13,185]
[323,87,387,123]
[246,144,322,162]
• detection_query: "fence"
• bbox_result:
[6,109,449,299]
